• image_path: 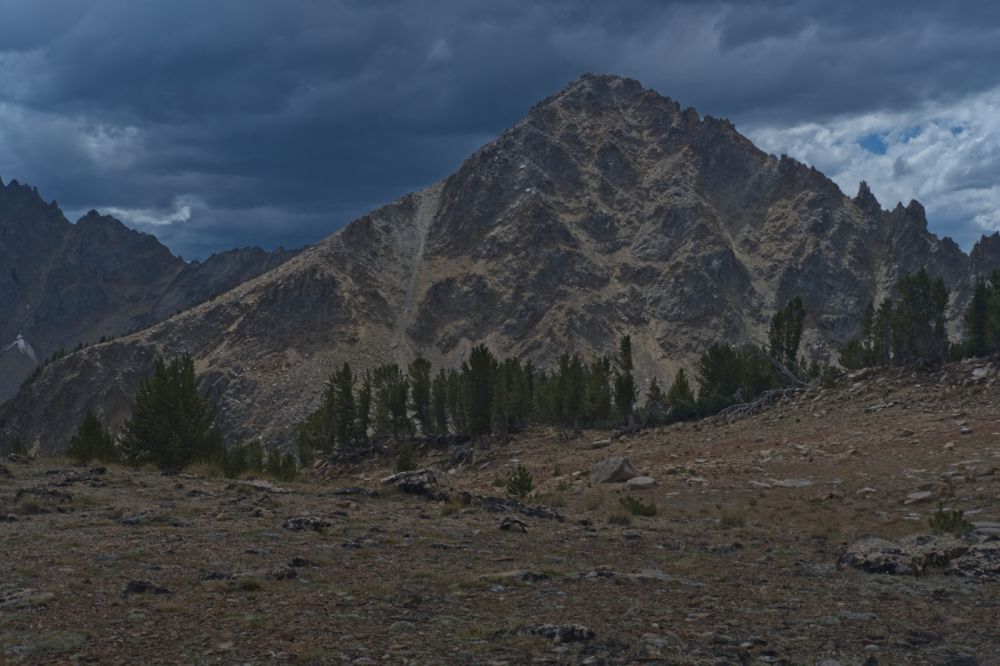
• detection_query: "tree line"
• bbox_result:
[20,266,1000,471]
[838,268,1000,369]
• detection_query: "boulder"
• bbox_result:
[838,534,969,576]
[590,457,638,483]
[626,476,656,489]
[947,542,1000,581]
[381,468,455,501]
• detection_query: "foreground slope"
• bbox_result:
[1,362,998,663]
[4,74,1000,451]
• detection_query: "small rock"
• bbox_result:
[523,624,595,643]
[904,491,934,504]
[590,457,638,483]
[0,464,12,479]
[625,476,656,489]
[499,516,528,532]
[289,557,319,568]
[123,580,170,597]
[770,478,814,488]
[960,427,973,435]
[856,487,878,495]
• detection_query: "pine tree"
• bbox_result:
[465,345,496,436]
[768,297,807,370]
[665,369,696,419]
[354,372,372,443]
[66,411,117,465]
[408,356,433,435]
[963,279,991,357]
[431,368,449,434]
[297,372,338,458]
[119,355,223,471]
[891,269,949,364]
[695,343,742,410]
[333,363,355,449]
[614,335,637,424]
[372,363,411,439]
[586,356,613,427]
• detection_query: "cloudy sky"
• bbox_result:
[1,1,999,258]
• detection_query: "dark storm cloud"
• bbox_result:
[1,0,999,257]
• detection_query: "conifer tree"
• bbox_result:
[66,411,117,465]
[614,335,637,424]
[665,368,696,418]
[891,269,949,364]
[586,355,613,427]
[354,372,372,443]
[333,363,356,449]
[372,363,411,439]
[768,296,807,370]
[408,356,433,435]
[465,345,496,436]
[963,278,992,357]
[431,368,449,434]
[119,355,223,471]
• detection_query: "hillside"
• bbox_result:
[3,74,1000,452]
[1,362,998,663]
[0,178,297,360]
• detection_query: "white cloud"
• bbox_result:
[743,85,1000,249]
[102,195,200,228]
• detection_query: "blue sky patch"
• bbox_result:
[857,133,888,155]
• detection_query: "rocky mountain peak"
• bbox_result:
[2,74,998,451]
[853,180,881,212]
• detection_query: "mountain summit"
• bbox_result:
[3,74,998,450]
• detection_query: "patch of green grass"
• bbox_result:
[620,496,657,517]
[719,508,746,529]
[0,630,85,657]
[607,512,632,526]
[929,504,973,536]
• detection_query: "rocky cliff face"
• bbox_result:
[0,179,296,359]
[3,74,998,452]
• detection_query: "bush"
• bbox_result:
[619,495,657,517]
[395,442,416,473]
[607,512,632,526]
[928,504,972,536]
[506,465,533,498]
[66,411,118,465]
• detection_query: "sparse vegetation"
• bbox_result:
[619,495,657,517]
[505,465,534,498]
[395,442,416,472]
[928,504,973,536]
[719,508,747,528]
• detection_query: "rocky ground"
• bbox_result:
[2,359,1000,665]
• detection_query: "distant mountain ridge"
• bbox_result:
[0,177,297,360]
[3,74,1000,452]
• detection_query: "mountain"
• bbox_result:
[0,335,39,404]
[0,177,297,362]
[3,73,999,452]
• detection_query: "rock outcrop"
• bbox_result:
[3,74,1000,451]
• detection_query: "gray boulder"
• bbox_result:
[590,457,638,483]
